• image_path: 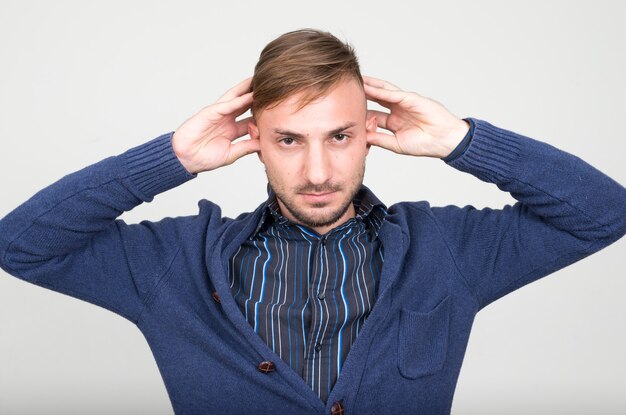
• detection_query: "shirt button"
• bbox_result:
[211,291,221,304]
[317,291,325,300]
[331,401,345,415]
[257,361,276,374]
[315,343,322,352]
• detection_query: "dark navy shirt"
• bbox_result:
[228,186,386,402]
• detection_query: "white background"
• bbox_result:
[0,1,624,413]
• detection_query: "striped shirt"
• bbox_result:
[228,186,386,402]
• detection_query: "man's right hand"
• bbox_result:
[172,78,259,174]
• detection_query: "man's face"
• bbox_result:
[249,78,376,234]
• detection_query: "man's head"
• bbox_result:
[249,29,377,234]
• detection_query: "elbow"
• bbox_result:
[585,191,626,248]
[0,239,52,283]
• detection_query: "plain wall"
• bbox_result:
[0,0,624,413]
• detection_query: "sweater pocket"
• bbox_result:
[397,295,450,379]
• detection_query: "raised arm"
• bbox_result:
[0,78,258,321]
[364,75,626,308]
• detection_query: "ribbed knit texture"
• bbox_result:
[124,132,196,200]
[1,119,624,414]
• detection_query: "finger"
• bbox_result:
[367,109,391,132]
[217,77,253,103]
[232,96,253,119]
[233,116,252,140]
[214,92,253,117]
[362,75,401,91]
[225,138,261,165]
[364,83,405,105]
[366,131,401,153]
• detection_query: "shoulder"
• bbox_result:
[387,200,488,234]
[386,200,437,224]
[171,199,264,236]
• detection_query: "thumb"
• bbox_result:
[367,131,402,154]
[225,139,261,166]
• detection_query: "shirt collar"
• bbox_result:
[251,184,387,239]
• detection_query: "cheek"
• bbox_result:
[348,142,369,162]
[258,141,282,166]
[264,153,297,179]
[349,150,368,173]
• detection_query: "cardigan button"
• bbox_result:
[331,401,344,415]
[257,361,276,374]
[211,291,221,304]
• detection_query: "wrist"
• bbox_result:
[171,132,199,174]
[437,119,471,159]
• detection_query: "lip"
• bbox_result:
[300,191,336,204]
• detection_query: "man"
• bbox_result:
[1,29,624,414]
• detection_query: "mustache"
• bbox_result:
[296,183,342,194]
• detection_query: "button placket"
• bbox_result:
[304,233,329,385]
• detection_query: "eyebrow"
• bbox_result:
[272,122,357,139]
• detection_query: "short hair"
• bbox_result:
[251,29,363,118]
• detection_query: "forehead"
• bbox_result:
[256,78,367,132]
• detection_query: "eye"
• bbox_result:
[280,137,295,145]
[333,133,348,142]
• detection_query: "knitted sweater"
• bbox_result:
[1,119,624,414]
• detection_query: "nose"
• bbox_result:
[303,143,332,185]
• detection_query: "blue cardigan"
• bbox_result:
[1,119,624,414]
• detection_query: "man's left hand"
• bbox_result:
[364,76,469,159]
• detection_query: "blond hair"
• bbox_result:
[251,29,363,117]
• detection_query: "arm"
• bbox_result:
[0,78,259,321]
[0,135,194,321]
[436,118,626,307]
[364,76,626,309]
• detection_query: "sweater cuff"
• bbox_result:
[441,118,475,162]
[122,132,196,200]
[445,118,522,183]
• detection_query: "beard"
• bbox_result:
[279,183,357,229]
[266,160,365,230]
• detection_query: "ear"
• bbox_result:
[366,114,377,133]
[248,120,264,163]
[365,115,378,154]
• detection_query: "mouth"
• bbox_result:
[300,191,337,204]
